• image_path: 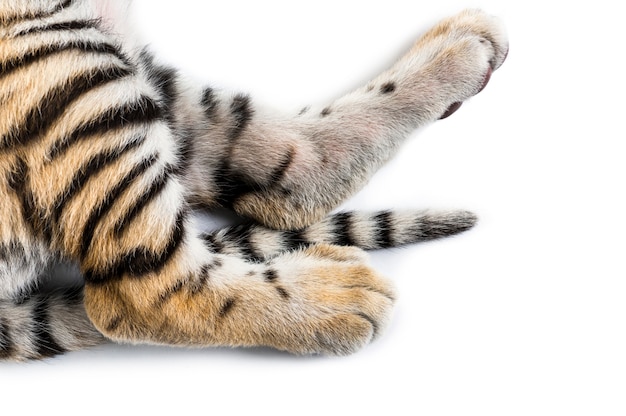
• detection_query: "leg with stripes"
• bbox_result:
[0,240,104,361]
[0,286,105,361]
[82,216,395,355]
[186,9,508,230]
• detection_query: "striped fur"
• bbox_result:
[203,210,478,263]
[0,287,104,360]
[0,1,508,360]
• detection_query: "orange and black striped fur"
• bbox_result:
[0,1,508,360]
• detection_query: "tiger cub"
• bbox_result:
[0,0,508,360]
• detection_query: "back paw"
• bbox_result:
[411,9,509,120]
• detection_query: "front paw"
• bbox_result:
[271,244,396,355]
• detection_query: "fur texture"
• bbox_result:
[0,0,507,360]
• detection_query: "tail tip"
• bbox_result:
[452,210,479,232]
[421,210,478,240]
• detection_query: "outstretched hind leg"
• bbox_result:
[182,9,508,230]
[0,242,104,361]
[0,286,105,361]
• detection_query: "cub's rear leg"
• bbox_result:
[186,9,508,230]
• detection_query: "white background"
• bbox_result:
[2,0,625,415]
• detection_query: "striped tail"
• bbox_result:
[0,287,106,361]
[201,210,477,262]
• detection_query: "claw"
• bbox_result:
[439,101,463,119]
[439,63,495,120]
[478,66,492,93]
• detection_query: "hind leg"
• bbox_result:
[0,286,105,361]
[183,9,508,230]
[0,241,104,361]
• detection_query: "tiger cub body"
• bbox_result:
[0,0,508,360]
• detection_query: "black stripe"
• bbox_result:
[113,164,176,238]
[84,210,187,283]
[0,39,128,79]
[52,135,146,224]
[79,154,159,259]
[2,0,75,25]
[1,65,132,149]
[47,96,161,161]
[210,94,257,206]
[220,224,263,262]
[229,94,253,139]
[332,212,356,246]
[275,286,290,300]
[218,298,236,318]
[153,66,178,119]
[56,0,76,13]
[0,318,15,359]
[190,261,221,295]
[232,224,263,262]
[175,129,194,178]
[203,226,309,262]
[211,258,224,269]
[268,147,295,185]
[216,146,295,223]
[32,298,66,358]
[140,50,178,121]
[190,273,209,296]
[213,162,256,207]
[200,259,223,276]
[155,279,186,306]
[7,158,39,234]
[7,157,27,190]
[214,148,295,207]
[238,230,260,262]
[373,211,394,248]
[201,87,218,120]
[14,19,100,37]
[7,157,27,193]
[282,229,310,252]
[202,233,225,254]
